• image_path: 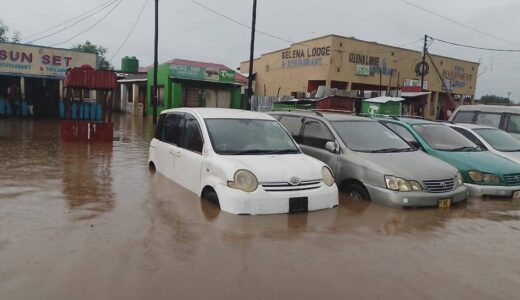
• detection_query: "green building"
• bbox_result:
[146,59,246,116]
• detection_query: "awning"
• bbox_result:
[117,78,147,83]
[363,96,405,103]
[401,91,431,97]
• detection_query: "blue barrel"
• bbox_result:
[59,101,65,118]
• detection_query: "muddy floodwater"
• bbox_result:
[1,116,520,300]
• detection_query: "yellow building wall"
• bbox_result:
[241,35,479,97]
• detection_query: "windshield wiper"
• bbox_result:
[450,146,478,152]
[225,149,299,155]
[370,147,415,153]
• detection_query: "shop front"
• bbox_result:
[0,42,97,118]
[146,59,245,116]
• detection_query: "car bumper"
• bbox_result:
[214,183,338,215]
[465,183,520,197]
[364,184,468,207]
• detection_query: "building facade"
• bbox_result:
[146,59,246,117]
[0,42,97,117]
[240,35,479,119]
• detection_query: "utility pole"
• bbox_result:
[152,0,159,124]
[421,34,428,92]
[247,0,257,110]
[379,68,382,96]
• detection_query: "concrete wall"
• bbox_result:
[240,35,479,98]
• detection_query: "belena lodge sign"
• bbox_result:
[281,46,331,68]
[0,42,97,78]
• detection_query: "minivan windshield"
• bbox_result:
[474,128,520,152]
[205,119,300,155]
[331,121,415,153]
[413,124,481,151]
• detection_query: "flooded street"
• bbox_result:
[1,115,520,300]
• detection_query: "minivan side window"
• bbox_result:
[301,119,334,149]
[279,115,304,143]
[453,111,475,123]
[155,114,166,140]
[164,113,185,145]
[180,115,204,153]
[506,114,520,134]
[476,113,501,128]
[384,122,418,144]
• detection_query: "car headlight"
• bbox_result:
[456,172,464,186]
[468,171,483,182]
[483,173,500,184]
[322,166,335,187]
[468,171,500,184]
[385,176,422,192]
[228,169,258,192]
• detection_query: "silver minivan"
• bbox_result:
[271,111,468,208]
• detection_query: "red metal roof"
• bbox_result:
[64,65,118,90]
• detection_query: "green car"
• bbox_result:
[377,117,520,198]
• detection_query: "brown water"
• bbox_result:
[1,116,520,300]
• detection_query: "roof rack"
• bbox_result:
[272,108,323,117]
[311,109,353,114]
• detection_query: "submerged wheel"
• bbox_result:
[202,187,220,208]
[343,182,370,201]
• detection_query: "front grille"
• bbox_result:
[504,174,520,185]
[261,180,322,192]
[423,178,455,193]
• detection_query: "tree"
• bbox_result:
[0,20,21,43]
[72,41,113,70]
[480,94,510,105]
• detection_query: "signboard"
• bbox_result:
[404,79,428,90]
[281,46,331,69]
[0,42,97,78]
[356,64,370,76]
[169,63,236,83]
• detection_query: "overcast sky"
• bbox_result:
[3,0,520,99]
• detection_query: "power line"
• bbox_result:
[190,0,425,58]
[109,0,150,62]
[23,0,116,41]
[429,36,520,52]
[402,0,520,47]
[49,0,124,47]
[28,0,119,44]
[190,0,289,43]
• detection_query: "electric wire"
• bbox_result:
[429,36,520,52]
[402,0,520,47]
[190,0,424,57]
[109,0,150,62]
[49,0,124,47]
[23,0,116,42]
[28,0,120,44]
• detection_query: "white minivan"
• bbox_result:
[148,108,338,215]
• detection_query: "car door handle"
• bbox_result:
[169,149,181,157]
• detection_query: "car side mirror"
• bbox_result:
[325,141,339,153]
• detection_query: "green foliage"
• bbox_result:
[71,41,113,70]
[480,94,511,105]
[0,20,21,43]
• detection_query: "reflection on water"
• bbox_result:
[59,142,114,220]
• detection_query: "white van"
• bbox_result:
[148,108,338,215]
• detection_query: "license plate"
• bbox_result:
[438,199,451,208]
[289,197,308,213]
[514,191,520,199]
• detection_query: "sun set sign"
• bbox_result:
[0,42,97,78]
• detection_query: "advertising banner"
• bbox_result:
[169,63,236,83]
[0,42,97,78]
